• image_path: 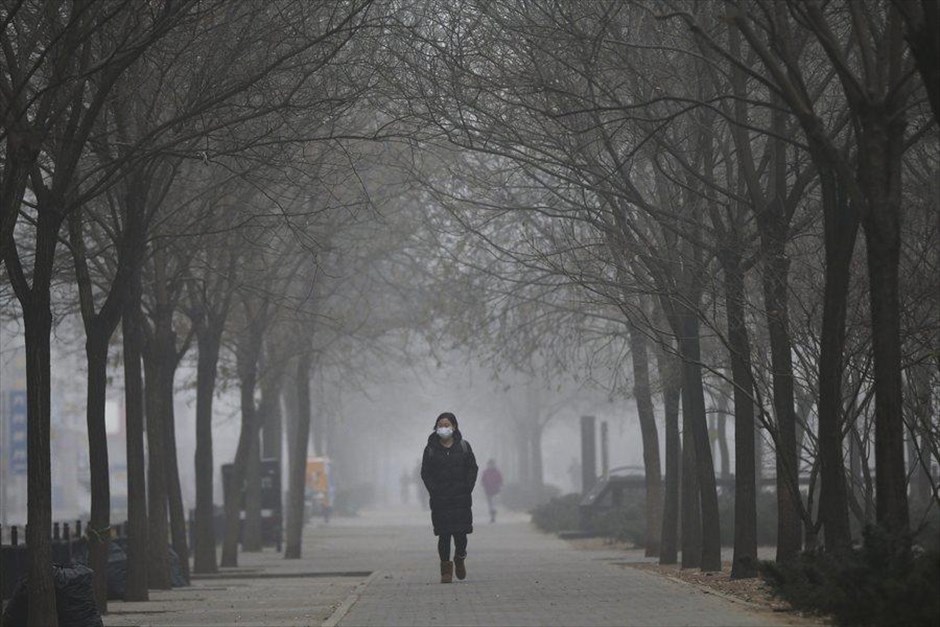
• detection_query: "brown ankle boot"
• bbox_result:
[440,561,453,583]
[454,555,467,580]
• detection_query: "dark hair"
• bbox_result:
[435,412,458,430]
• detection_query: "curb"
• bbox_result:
[322,570,381,627]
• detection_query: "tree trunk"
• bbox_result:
[22,292,58,625]
[193,327,222,573]
[658,350,681,565]
[679,311,721,572]
[262,371,283,460]
[285,353,313,559]
[715,400,730,482]
[310,377,326,457]
[122,283,149,601]
[163,376,190,582]
[816,170,856,551]
[907,363,934,518]
[898,0,940,123]
[243,429,263,551]
[84,331,112,611]
[516,430,531,488]
[762,227,803,562]
[531,420,545,490]
[721,253,758,579]
[679,394,700,569]
[864,230,909,535]
[143,342,171,589]
[5,208,64,625]
[858,114,909,536]
[221,324,263,566]
[628,322,663,557]
[220,404,253,567]
[245,359,282,551]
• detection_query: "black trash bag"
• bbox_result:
[167,545,189,587]
[106,541,128,600]
[1,578,27,627]
[0,563,103,627]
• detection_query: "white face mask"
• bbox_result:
[436,426,454,439]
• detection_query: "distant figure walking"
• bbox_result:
[421,412,478,583]
[481,459,504,523]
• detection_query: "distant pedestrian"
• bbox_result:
[421,412,478,583]
[481,459,504,523]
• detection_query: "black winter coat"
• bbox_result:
[421,430,479,535]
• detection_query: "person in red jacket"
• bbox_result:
[481,459,503,523]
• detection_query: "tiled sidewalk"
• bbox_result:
[323,508,789,626]
[102,506,796,626]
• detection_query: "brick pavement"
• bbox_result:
[319,506,791,626]
[99,505,796,626]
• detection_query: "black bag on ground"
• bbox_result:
[1,563,103,627]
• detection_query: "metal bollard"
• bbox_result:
[10,526,17,547]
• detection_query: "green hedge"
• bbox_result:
[530,493,582,533]
[760,527,940,627]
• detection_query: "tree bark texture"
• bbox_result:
[816,171,857,551]
[22,293,58,625]
[243,428,263,552]
[658,351,681,565]
[285,353,313,559]
[761,231,803,562]
[5,207,63,625]
[144,342,172,589]
[162,375,190,582]
[679,311,722,572]
[858,112,910,536]
[84,332,112,611]
[193,327,222,573]
[721,254,758,579]
[122,286,149,601]
[262,368,284,460]
[221,322,264,566]
[628,322,663,557]
[679,395,700,569]
[245,354,283,552]
[531,418,544,489]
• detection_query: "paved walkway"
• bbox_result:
[104,505,796,626]
[315,506,789,627]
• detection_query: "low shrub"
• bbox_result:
[501,482,562,511]
[760,526,940,626]
[530,493,582,533]
[530,492,646,546]
[590,501,646,546]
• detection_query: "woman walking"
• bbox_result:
[421,412,479,583]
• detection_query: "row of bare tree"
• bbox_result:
[377,0,939,580]
[1,2,938,624]
[0,1,419,623]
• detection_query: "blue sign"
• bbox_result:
[9,390,27,475]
